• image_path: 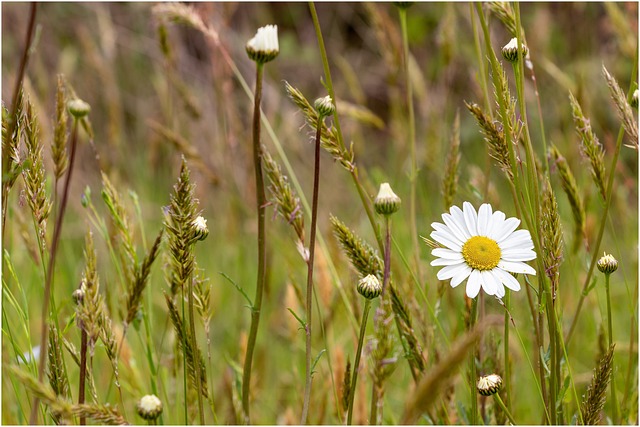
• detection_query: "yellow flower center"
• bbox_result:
[462,236,501,271]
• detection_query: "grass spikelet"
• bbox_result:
[465,102,513,180]
[602,65,638,149]
[540,178,563,299]
[22,98,52,252]
[47,325,70,401]
[71,404,128,426]
[486,2,517,36]
[164,292,209,398]
[101,172,137,284]
[569,92,607,200]
[77,230,103,350]
[330,214,382,278]
[262,147,305,246]
[389,285,426,380]
[581,344,615,425]
[148,120,218,185]
[165,157,198,295]
[3,87,24,177]
[284,82,355,172]
[152,2,208,34]
[549,145,586,253]
[125,228,163,326]
[401,316,503,424]
[341,357,352,420]
[52,75,68,180]
[442,111,460,210]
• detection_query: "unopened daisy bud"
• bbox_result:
[67,99,91,118]
[501,38,528,63]
[631,89,638,109]
[246,25,279,64]
[191,215,209,242]
[374,183,401,216]
[477,374,503,396]
[597,252,618,274]
[357,274,382,300]
[394,2,415,9]
[137,394,163,421]
[72,288,85,305]
[314,95,335,118]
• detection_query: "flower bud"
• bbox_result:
[314,95,335,118]
[191,215,209,242]
[501,38,528,63]
[631,89,638,109]
[67,99,91,118]
[137,394,163,421]
[597,252,618,274]
[477,374,503,396]
[357,274,382,300]
[374,183,401,216]
[246,25,279,64]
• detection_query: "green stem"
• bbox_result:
[504,291,511,409]
[188,259,204,424]
[494,393,517,425]
[566,57,638,344]
[347,299,372,425]
[469,298,478,425]
[605,274,620,423]
[242,62,267,424]
[398,7,421,283]
[301,116,323,425]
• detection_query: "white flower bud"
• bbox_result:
[501,38,528,63]
[137,394,163,421]
[246,25,279,64]
[597,252,618,274]
[357,274,382,300]
[477,374,503,396]
[314,95,335,118]
[374,183,401,216]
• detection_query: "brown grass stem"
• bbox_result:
[79,327,87,425]
[242,62,267,424]
[300,116,323,425]
[30,118,79,424]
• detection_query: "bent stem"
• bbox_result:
[347,299,372,426]
[30,118,80,424]
[301,116,323,424]
[493,393,516,425]
[242,62,268,424]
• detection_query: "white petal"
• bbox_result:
[466,269,482,298]
[492,270,506,298]
[443,210,470,241]
[431,257,465,267]
[451,264,472,288]
[431,222,464,246]
[501,249,537,261]
[431,231,463,251]
[499,229,534,247]
[431,248,463,260]
[498,260,536,275]
[486,211,506,238]
[491,217,520,242]
[463,202,479,236]
[437,263,470,281]
[480,270,497,295]
[477,204,493,236]
[494,268,521,291]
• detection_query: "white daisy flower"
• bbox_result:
[246,25,279,63]
[430,202,536,299]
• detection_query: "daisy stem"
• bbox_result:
[503,291,511,408]
[242,61,267,424]
[469,297,478,425]
[493,393,516,425]
[347,299,372,426]
[605,273,620,424]
[300,114,323,425]
[398,5,421,284]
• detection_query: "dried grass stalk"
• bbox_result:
[602,65,638,149]
[541,178,563,299]
[466,102,513,180]
[581,344,615,425]
[125,228,163,326]
[52,75,68,180]
[442,111,461,210]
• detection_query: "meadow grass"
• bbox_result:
[1,2,638,425]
